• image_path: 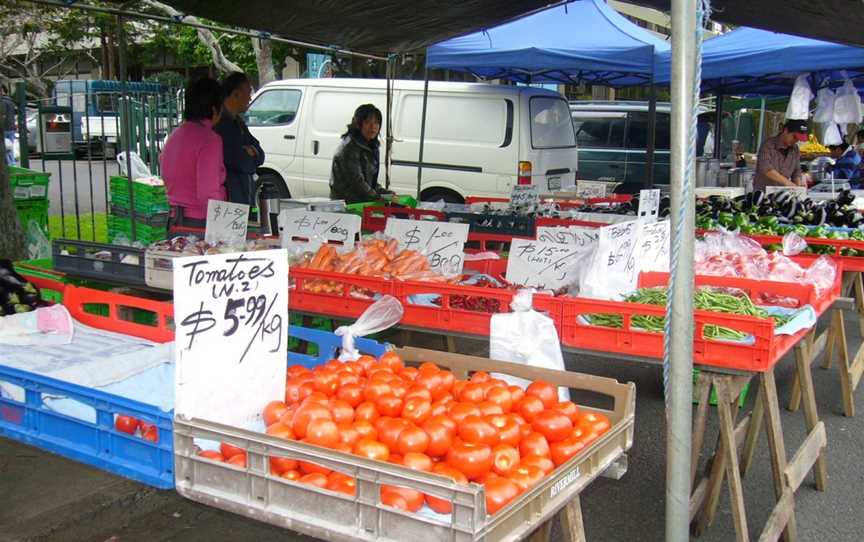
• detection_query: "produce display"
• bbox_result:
[800,134,830,155]
[697,190,863,231]
[0,260,46,315]
[197,353,611,516]
[149,236,271,255]
[586,287,792,341]
[298,239,452,283]
[113,414,159,442]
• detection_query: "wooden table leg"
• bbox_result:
[715,378,750,542]
[820,308,839,371]
[560,495,586,542]
[691,372,712,486]
[760,369,798,542]
[527,517,552,542]
[793,335,829,491]
[740,382,764,477]
[854,272,864,336]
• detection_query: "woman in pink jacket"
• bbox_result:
[160,77,226,231]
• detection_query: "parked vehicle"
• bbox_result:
[246,78,579,202]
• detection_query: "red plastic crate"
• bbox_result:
[463,255,507,278]
[361,206,445,232]
[290,267,395,320]
[535,216,607,228]
[63,285,174,343]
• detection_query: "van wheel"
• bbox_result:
[257,171,291,198]
[421,189,463,204]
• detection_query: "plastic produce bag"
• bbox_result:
[823,123,843,146]
[0,305,74,346]
[335,295,404,361]
[116,151,152,179]
[785,73,813,120]
[490,290,570,401]
[25,220,50,260]
[813,87,836,123]
[782,232,807,256]
[833,78,863,124]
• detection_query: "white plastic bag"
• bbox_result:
[489,290,570,401]
[813,87,836,123]
[25,220,51,260]
[833,78,863,124]
[785,74,813,120]
[116,151,152,179]
[824,123,843,146]
[335,295,404,361]
[782,232,807,256]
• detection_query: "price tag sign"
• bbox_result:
[278,209,361,251]
[205,200,250,247]
[581,220,639,299]
[536,225,599,250]
[576,180,607,199]
[506,239,590,290]
[638,189,661,223]
[765,186,807,200]
[510,185,540,207]
[173,249,288,428]
[636,220,670,273]
[384,218,469,274]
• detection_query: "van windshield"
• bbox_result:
[530,97,576,149]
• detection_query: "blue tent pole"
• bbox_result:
[646,75,657,187]
[713,93,724,159]
[757,96,767,149]
[416,69,430,200]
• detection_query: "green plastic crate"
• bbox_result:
[9,166,51,200]
[15,199,49,238]
[107,214,167,244]
[109,176,169,215]
[693,368,750,408]
[345,195,418,216]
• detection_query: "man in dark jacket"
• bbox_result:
[214,72,264,206]
[2,84,18,166]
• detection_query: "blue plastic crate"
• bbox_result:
[0,325,389,490]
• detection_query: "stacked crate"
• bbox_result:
[9,166,51,238]
[108,175,169,245]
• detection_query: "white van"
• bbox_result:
[246,79,578,202]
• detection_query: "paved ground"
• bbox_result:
[3,314,864,541]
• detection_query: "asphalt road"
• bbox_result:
[2,315,864,541]
[24,157,121,217]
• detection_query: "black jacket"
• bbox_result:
[1,96,16,132]
[330,132,382,204]
[214,110,265,206]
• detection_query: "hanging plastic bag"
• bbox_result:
[781,232,807,256]
[833,78,863,124]
[334,295,404,361]
[25,220,51,260]
[813,87,836,123]
[823,123,843,146]
[116,151,152,179]
[785,73,813,120]
[490,290,570,401]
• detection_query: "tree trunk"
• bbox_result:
[0,108,27,260]
[252,38,276,86]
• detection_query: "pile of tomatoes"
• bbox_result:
[114,415,159,442]
[197,352,611,517]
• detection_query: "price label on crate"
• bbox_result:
[636,219,670,273]
[278,209,361,251]
[506,239,590,290]
[765,186,807,200]
[173,249,288,428]
[536,225,599,250]
[510,184,540,207]
[581,219,639,299]
[384,218,469,275]
[575,180,607,199]
[205,200,249,247]
[638,189,661,223]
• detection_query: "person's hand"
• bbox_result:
[244,145,258,157]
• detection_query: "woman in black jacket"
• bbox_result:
[330,104,392,203]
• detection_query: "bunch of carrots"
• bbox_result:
[297,239,453,295]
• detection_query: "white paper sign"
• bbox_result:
[506,239,590,290]
[636,220,670,273]
[510,185,540,207]
[576,180,607,199]
[765,186,807,200]
[384,218,469,274]
[581,220,639,299]
[638,189,661,223]
[278,209,361,251]
[536,225,599,250]
[173,249,288,429]
[205,200,250,246]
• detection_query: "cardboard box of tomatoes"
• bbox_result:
[174,346,635,542]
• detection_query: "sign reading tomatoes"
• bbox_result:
[174,249,289,428]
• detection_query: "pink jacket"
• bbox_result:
[160,119,226,219]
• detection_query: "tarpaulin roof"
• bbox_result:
[653,27,864,96]
[425,0,670,87]
[111,0,560,55]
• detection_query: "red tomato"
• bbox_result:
[342,361,363,375]
[485,387,513,413]
[550,436,586,467]
[287,365,311,380]
[279,404,298,425]
[475,471,500,485]
[115,415,140,435]
[324,359,343,372]
[427,464,469,514]
[397,425,430,455]
[381,485,424,513]
[292,403,332,439]
[460,382,486,403]
[431,396,454,417]
[470,371,491,383]
[140,422,158,442]
[486,415,520,447]
[313,369,339,396]
[491,444,520,476]
[389,379,411,399]
[519,432,551,459]
[334,443,353,454]
[459,415,499,446]
[219,442,244,459]
[198,450,224,462]
[509,465,545,491]
[300,472,328,488]
[404,386,433,403]
[400,367,420,382]
[354,401,380,423]
[422,417,454,458]
[269,456,298,475]
[572,426,600,447]
[447,441,493,480]
[438,371,455,394]
[297,382,316,401]
[508,385,525,404]
[484,477,521,515]
[516,396,545,423]
[326,471,357,496]
[364,380,392,403]
[401,397,432,425]
[299,461,331,475]
[280,469,301,481]
[577,412,611,435]
[477,401,504,417]
[555,401,581,424]
[526,381,557,409]
[262,401,289,426]
[449,402,482,424]
[227,453,247,468]
[451,380,467,399]
[352,419,378,441]
[306,418,340,448]
[521,455,555,476]
[336,423,360,447]
[532,410,574,443]
[337,370,360,388]
[418,361,440,375]
[336,383,364,407]
[284,379,304,404]
[378,418,410,450]
[402,452,433,472]
[415,371,445,400]
[369,368,397,383]
[378,352,405,373]
[355,355,377,375]
[266,421,295,440]
[376,394,404,417]
[328,399,355,424]
[388,453,403,465]
[301,392,330,407]
[353,438,390,461]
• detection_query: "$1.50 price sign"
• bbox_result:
[384,218,469,274]
[205,200,250,247]
[278,209,361,251]
[580,220,639,299]
[506,239,589,290]
[173,249,288,428]
[510,184,540,208]
[636,220,669,273]
[536,225,599,249]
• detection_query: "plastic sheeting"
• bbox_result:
[425,0,669,86]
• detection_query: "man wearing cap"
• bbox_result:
[753,119,809,190]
